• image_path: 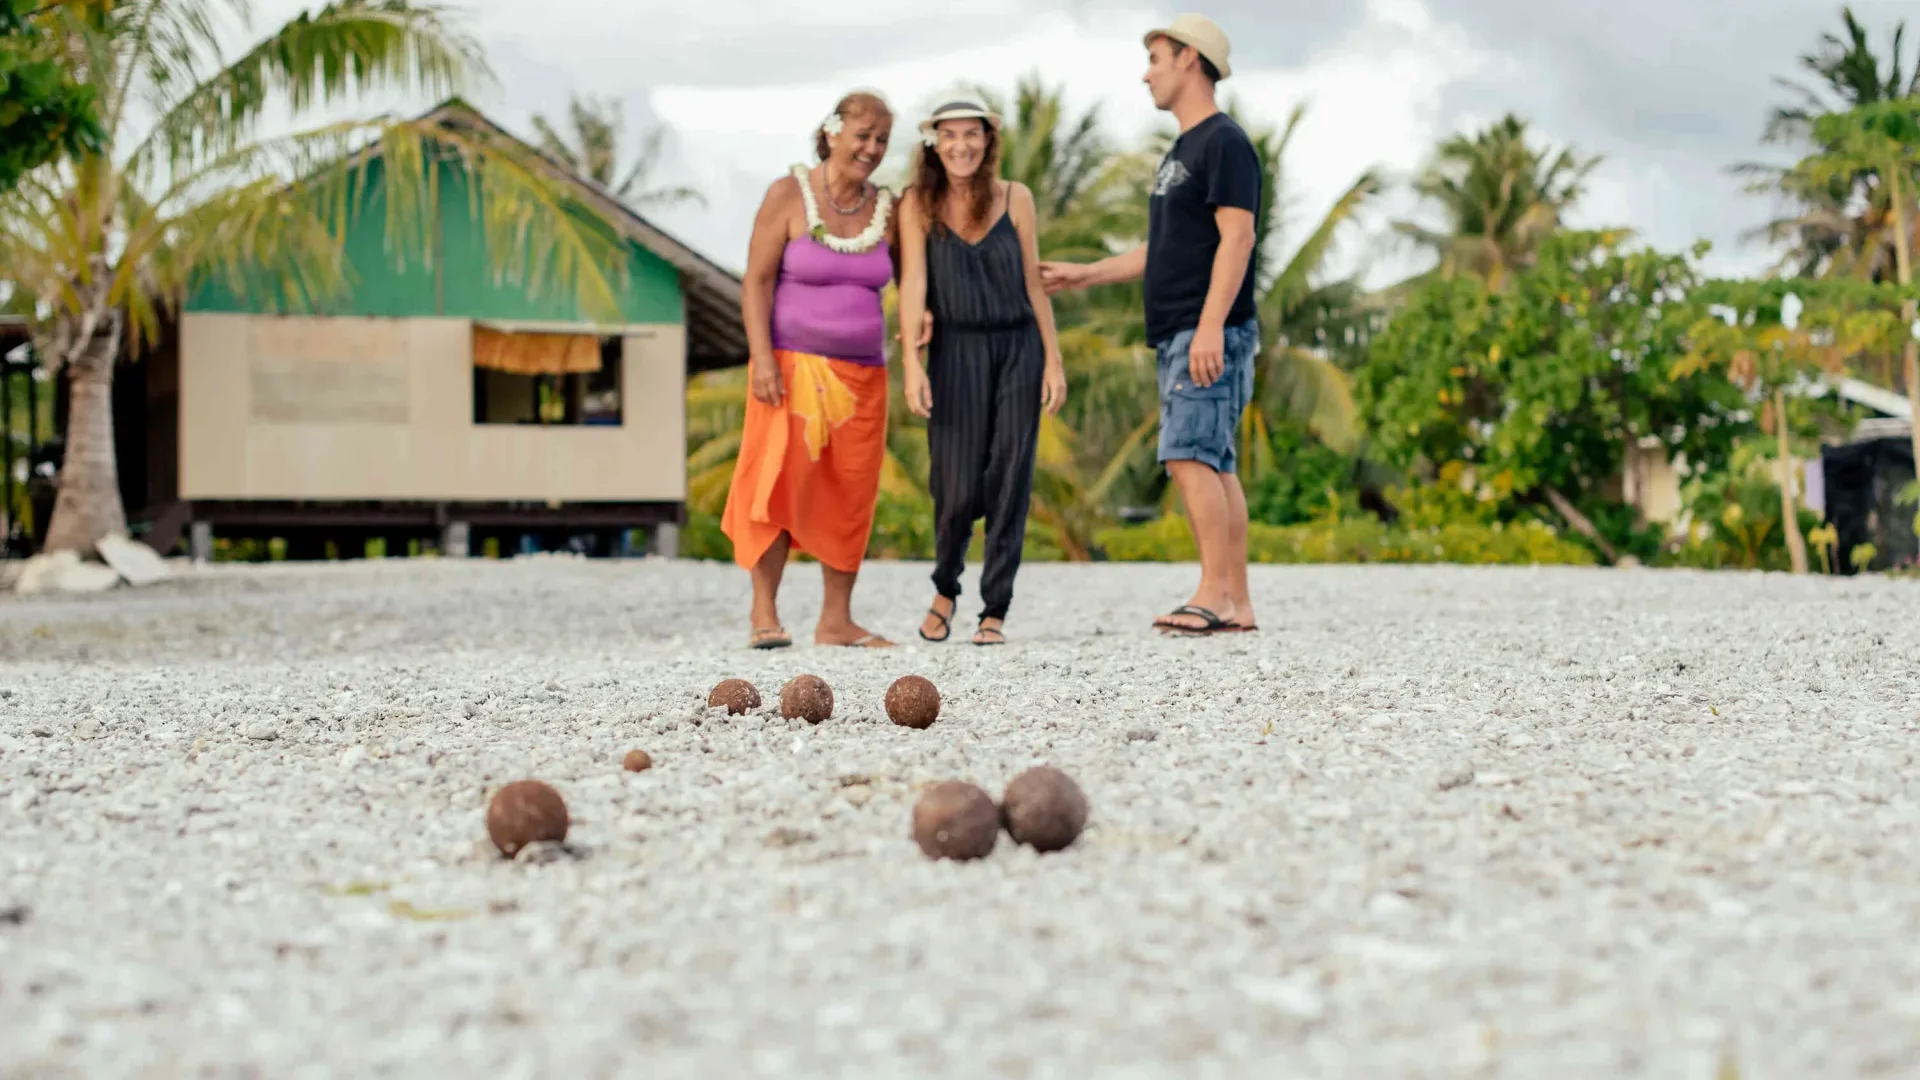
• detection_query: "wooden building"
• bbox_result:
[114,99,745,559]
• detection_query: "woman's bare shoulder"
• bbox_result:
[761,171,803,206]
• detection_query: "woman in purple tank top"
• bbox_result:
[721,89,925,650]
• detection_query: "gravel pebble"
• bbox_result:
[0,557,1917,1077]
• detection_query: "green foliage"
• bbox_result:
[681,508,733,563]
[1679,279,1914,395]
[1383,469,1502,528]
[1242,422,1358,526]
[1667,438,1821,571]
[0,0,107,193]
[867,490,937,561]
[1356,231,1750,524]
[1851,542,1880,571]
[1095,512,1595,567]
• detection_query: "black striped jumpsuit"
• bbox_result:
[924,208,1044,622]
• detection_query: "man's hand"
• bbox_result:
[1187,324,1225,388]
[749,351,784,406]
[1038,260,1090,295]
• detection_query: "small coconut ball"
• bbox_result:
[1001,766,1088,853]
[885,675,941,730]
[708,678,761,715]
[779,674,834,724]
[622,749,653,772]
[486,780,569,858]
[912,781,999,861]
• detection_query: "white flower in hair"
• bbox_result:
[821,112,845,137]
[922,131,938,148]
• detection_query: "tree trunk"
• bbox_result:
[1540,485,1618,564]
[40,320,128,556]
[1888,168,1918,493]
[1774,388,1808,575]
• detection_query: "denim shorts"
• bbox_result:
[1155,319,1258,474]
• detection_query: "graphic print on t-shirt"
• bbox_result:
[1152,157,1190,198]
[1142,112,1262,346]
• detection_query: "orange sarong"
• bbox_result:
[721,349,889,574]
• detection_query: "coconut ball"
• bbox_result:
[911,780,999,861]
[622,749,653,772]
[1001,766,1088,853]
[779,674,834,724]
[485,780,569,858]
[885,675,941,729]
[708,678,761,715]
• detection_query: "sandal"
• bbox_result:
[823,633,893,648]
[972,621,1005,646]
[1154,605,1232,635]
[918,606,952,643]
[750,626,792,649]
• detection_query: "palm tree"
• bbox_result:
[1,0,632,555]
[969,75,1109,228]
[1761,6,1919,145]
[530,94,704,210]
[1736,8,1920,375]
[1392,115,1602,291]
[1796,100,1920,469]
[1738,7,1918,281]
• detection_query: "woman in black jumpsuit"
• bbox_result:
[896,97,1066,645]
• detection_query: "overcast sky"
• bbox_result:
[249,0,1917,288]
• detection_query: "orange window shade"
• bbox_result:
[472,327,601,375]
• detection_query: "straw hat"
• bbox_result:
[918,96,1004,140]
[1144,13,1232,79]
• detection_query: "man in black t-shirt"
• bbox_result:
[1040,13,1262,636]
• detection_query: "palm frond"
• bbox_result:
[686,428,741,473]
[128,0,481,176]
[687,459,735,516]
[1258,345,1359,454]
[1265,170,1377,315]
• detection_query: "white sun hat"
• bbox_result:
[917,94,1004,141]
[1144,13,1233,79]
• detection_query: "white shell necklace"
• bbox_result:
[794,163,892,255]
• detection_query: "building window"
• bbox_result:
[471,329,622,426]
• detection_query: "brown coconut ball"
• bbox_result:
[911,780,999,861]
[1001,766,1089,853]
[779,674,834,724]
[622,749,653,772]
[708,678,761,715]
[884,674,941,730]
[485,780,569,858]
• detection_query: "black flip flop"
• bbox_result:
[1155,605,1232,635]
[918,607,952,643]
[972,622,1006,646]
[750,627,792,650]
